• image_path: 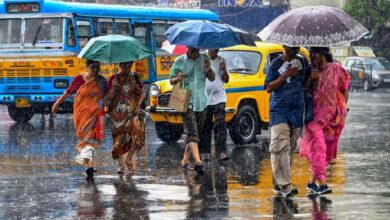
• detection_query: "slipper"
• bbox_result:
[181,162,194,171]
[117,167,124,174]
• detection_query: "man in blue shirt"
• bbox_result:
[265,46,306,197]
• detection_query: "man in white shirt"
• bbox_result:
[200,49,230,161]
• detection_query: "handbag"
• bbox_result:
[304,92,314,124]
[168,82,191,113]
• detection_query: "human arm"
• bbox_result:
[266,67,299,93]
[170,72,185,85]
[169,58,185,85]
[51,91,72,116]
[52,75,83,115]
[220,59,229,83]
[135,85,146,113]
[204,57,215,81]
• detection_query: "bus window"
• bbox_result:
[76,20,91,48]
[153,20,166,48]
[98,18,113,35]
[0,19,22,45]
[133,24,147,44]
[24,18,63,46]
[66,19,76,47]
[115,19,131,35]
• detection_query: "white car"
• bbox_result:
[342,57,390,90]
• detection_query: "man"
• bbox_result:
[200,49,229,161]
[264,46,306,197]
[170,46,215,176]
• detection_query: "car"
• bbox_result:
[342,56,390,91]
[146,42,309,144]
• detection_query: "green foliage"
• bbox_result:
[343,0,390,58]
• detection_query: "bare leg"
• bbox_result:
[86,159,94,168]
[125,146,138,173]
[117,155,125,173]
[181,143,192,166]
[188,142,202,164]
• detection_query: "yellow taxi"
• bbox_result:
[146,42,309,144]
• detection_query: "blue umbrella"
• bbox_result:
[165,20,255,49]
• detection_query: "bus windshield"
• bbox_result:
[25,18,64,45]
[0,17,64,50]
[0,19,22,45]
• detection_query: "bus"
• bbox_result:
[0,0,218,122]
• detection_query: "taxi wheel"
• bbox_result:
[229,105,258,145]
[155,122,183,143]
[8,104,34,122]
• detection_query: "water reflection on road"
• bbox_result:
[1,89,390,219]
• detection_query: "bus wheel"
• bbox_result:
[229,105,257,145]
[155,122,183,143]
[7,104,34,122]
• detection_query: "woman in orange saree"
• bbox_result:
[107,61,145,174]
[300,47,349,195]
[52,60,107,182]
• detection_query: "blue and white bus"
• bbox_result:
[0,0,218,122]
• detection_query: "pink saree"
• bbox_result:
[300,63,349,182]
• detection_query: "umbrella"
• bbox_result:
[165,20,255,49]
[78,34,152,63]
[161,40,187,55]
[258,5,369,47]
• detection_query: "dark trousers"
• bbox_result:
[199,102,227,155]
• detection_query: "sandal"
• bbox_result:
[116,167,124,175]
[181,162,194,171]
[219,153,229,161]
[194,162,204,176]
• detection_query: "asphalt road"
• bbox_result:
[1,88,390,219]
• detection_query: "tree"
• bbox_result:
[344,0,390,59]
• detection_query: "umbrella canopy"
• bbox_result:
[161,40,187,55]
[258,5,369,47]
[78,34,152,63]
[165,20,255,49]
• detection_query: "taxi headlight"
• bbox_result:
[149,84,160,97]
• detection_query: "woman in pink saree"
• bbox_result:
[300,47,349,195]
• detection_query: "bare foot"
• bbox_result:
[125,159,136,174]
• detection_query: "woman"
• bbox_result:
[52,60,107,182]
[107,61,145,174]
[300,47,349,195]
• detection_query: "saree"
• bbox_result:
[73,78,105,153]
[300,63,349,182]
[108,72,145,159]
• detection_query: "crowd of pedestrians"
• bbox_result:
[51,44,349,198]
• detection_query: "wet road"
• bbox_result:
[1,88,390,219]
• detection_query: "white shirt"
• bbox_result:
[206,56,227,105]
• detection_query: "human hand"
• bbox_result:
[203,59,211,71]
[51,102,59,117]
[283,67,299,78]
[177,72,185,82]
[311,69,320,80]
[219,61,226,72]
[134,106,141,114]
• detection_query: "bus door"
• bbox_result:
[132,19,156,83]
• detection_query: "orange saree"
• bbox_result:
[73,78,105,152]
